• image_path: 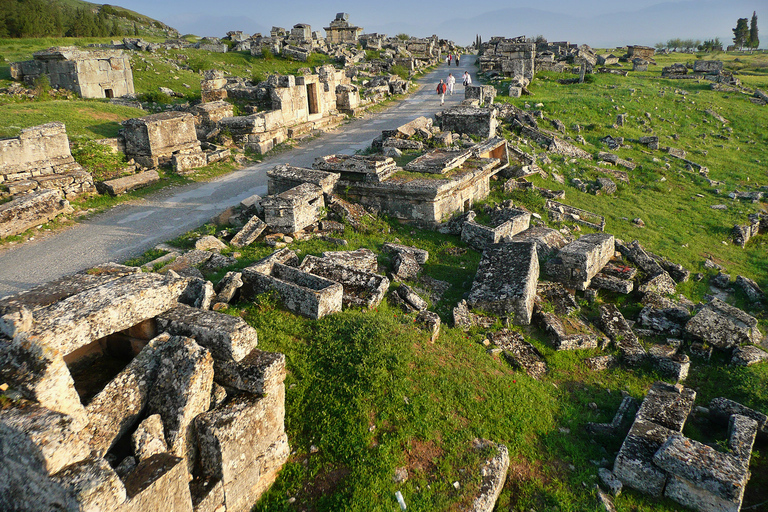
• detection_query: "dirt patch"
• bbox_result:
[299,463,351,507]
[405,437,444,475]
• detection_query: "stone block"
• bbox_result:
[731,345,768,367]
[262,183,324,233]
[489,329,547,379]
[131,414,167,462]
[213,271,243,305]
[299,255,389,309]
[613,419,675,497]
[510,226,568,258]
[598,304,646,365]
[266,164,339,196]
[550,234,614,290]
[468,440,509,512]
[320,248,378,273]
[0,188,73,238]
[246,248,299,275]
[440,105,497,138]
[590,273,633,294]
[636,381,696,432]
[684,298,761,349]
[96,170,159,196]
[241,263,343,319]
[212,349,285,396]
[122,453,193,512]
[468,242,539,325]
[393,252,421,280]
[172,151,208,175]
[53,455,126,512]
[416,310,441,343]
[382,242,429,264]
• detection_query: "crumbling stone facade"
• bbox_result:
[122,112,203,169]
[0,264,289,512]
[11,47,134,99]
[0,122,94,201]
[324,13,363,44]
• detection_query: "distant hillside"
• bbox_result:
[0,0,178,39]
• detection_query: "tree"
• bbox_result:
[733,17,749,49]
[654,41,666,50]
[749,11,759,49]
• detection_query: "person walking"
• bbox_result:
[456,53,460,66]
[448,53,453,66]
[437,79,447,105]
[462,71,472,87]
[447,73,456,95]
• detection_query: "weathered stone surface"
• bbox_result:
[122,453,194,512]
[405,148,471,174]
[636,381,696,431]
[537,311,599,351]
[53,455,126,512]
[246,247,298,274]
[598,304,646,365]
[731,345,768,367]
[0,334,87,426]
[510,226,568,258]
[392,252,421,280]
[0,188,73,238]
[196,393,289,512]
[638,302,690,336]
[468,242,539,325]
[263,182,324,233]
[194,235,227,252]
[394,283,428,311]
[599,468,623,496]
[546,234,614,290]
[709,398,768,434]
[440,105,498,138]
[123,112,200,168]
[155,304,258,362]
[0,401,91,476]
[637,271,677,295]
[452,299,496,330]
[488,329,547,379]
[591,273,633,294]
[96,170,159,196]
[736,275,764,303]
[613,419,675,497]
[586,395,637,437]
[320,248,378,273]
[468,440,509,512]
[148,336,213,472]
[241,263,343,319]
[212,349,285,396]
[178,277,215,310]
[684,298,761,349]
[299,255,389,309]
[131,414,167,462]
[214,271,243,305]
[381,242,429,264]
[159,250,213,275]
[585,355,617,371]
[230,216,267,248]
[438,210,477,236]
[266,164,339,196]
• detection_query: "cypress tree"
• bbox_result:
[733,18,749,49]
[749,11,759,49]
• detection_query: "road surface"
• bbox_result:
[0,57,478,298]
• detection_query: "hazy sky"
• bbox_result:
[120,0,765,48]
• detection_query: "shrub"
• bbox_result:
[71,140,127,181]
[390,64,409,81]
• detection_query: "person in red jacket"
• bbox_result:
[437,79,447,105]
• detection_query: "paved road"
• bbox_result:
[0,57,478,298]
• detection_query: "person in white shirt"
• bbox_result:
[463,71,472,86]
[447,73,456,95]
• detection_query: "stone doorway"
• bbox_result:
[306,83,319,115]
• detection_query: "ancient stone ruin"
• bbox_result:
[0,263,289,511]
[324,13,363,44]
[11,47,135,99]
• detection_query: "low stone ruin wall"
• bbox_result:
[0,122,95,201]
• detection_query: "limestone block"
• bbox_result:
[96,170,159,196]
[53,455,126,512]
[30,272,189,356]
[299,255,389,309]
[510,226,567,258]
[319,248,378,273]
[591,273,633,294]
[613,419,675,497]
[554,233,614,290]
[195,392,288,512]
[598,304,646,365]
[178,277,215,310]
[416,310,441,343]
[246,248,299,274]
[213,271,243,305]
[131,414,167,461]
[731,345,768,366]
[194,235,227,252]
[489,329,547,379]
[685,298,761,349]
[230,216,267,248]
[0,401,91,475]
[636,381,696,432]
[148,336,213,472]
[468,440,509,512]
[393,252,421,280]
[0,334,87,426]
[468,242,539,325]
[382,242,429,264]
[241,263,343,319]
[122,453,193,512]
[709,398,768,435]
[210,349,285,396]
[172,151,208,175]
[0,188,73,238]
[84,333,172,454]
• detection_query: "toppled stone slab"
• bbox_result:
[313,154,397,183]
[546,233,614,291]
[613,418,676,497]
[266,164,340,195]
[131,414,167,462]
[96,170,160,196]
[122,453,194,512]
[585,355,618,371]
[468,242,539,325]
[0,188,73,238]
[488,329,547,379]
[591,273,633,294]
[381,242,429,264]
[510,226,568,258]
[709,398,768,435]
[241,263,342,319]
[684,297,761,349]
[405,148,471,175]
[230,216,267,248]
[391,284,427,312]
[452,299,496,330]
[392,252,421,280]
[648,344,690,381]
[731,345,768,367]
[416,310,441,343]
[468,439,510,512]
[520,125,592,160]
[636,381,696,431]
[155,304,258,362]
[599,304,646,365]
[246,247,299,274]
[382,116,432,139]
[736,275,764,304]
[320,248,377,273]
[537,310,599,350]
[210,349,285,397]
[299,255,388,309]
[439,105,497,138]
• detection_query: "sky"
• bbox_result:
[119,0,766,48]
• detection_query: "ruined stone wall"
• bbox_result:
[12,47,134,99]
[122,112,201,167]
[0,122,94,200]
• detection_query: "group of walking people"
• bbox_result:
[437,70,472,105]
[446,53,461,66]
